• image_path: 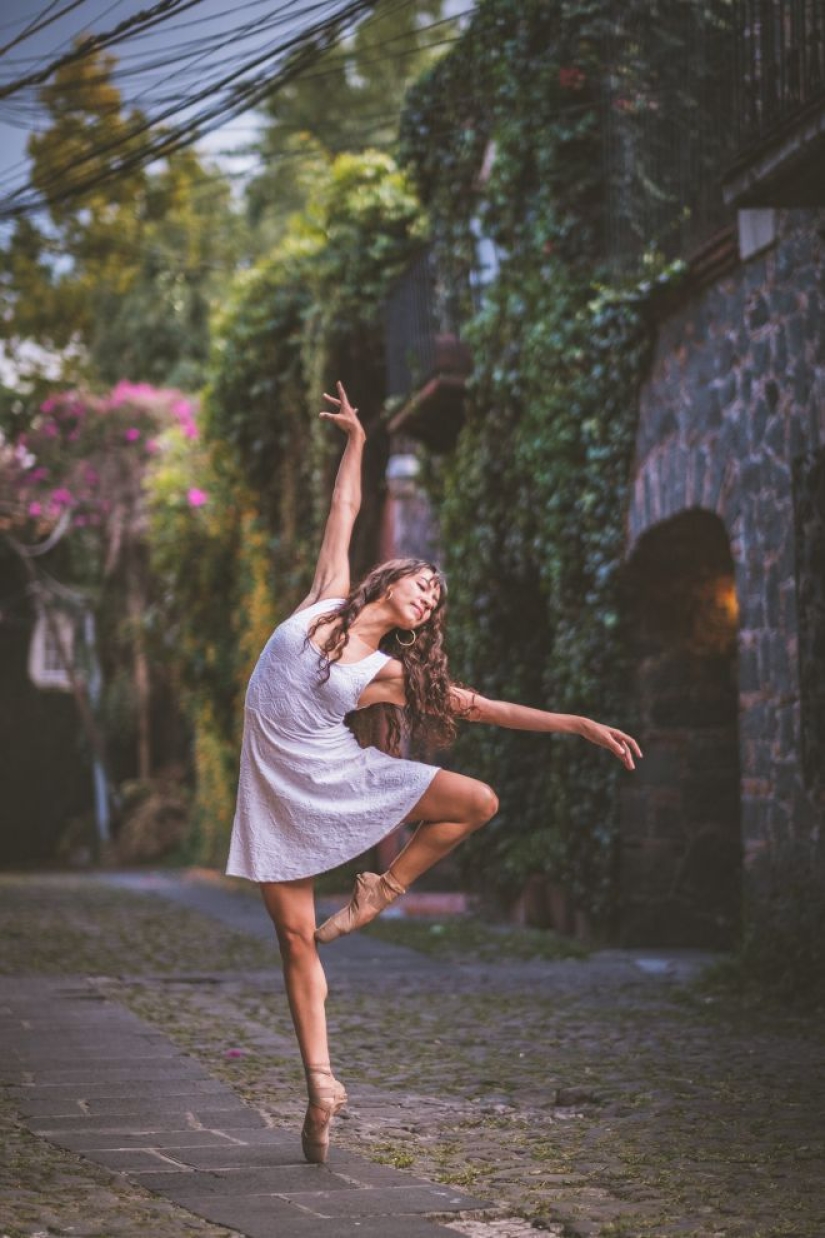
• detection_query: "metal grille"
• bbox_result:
[384,248,463,400]
[602,1,737,268]
[734,0,825,150]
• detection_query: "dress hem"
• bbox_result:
[225,763,441,884]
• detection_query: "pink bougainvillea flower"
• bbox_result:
[110,379,156,407]
[83,466,100,486]
[172,398,194,420]
[40,398,56,414]
[187,487,208,507]
[29,466,49,482]
[124,427,141,442]
[145,438,160,455]
[42,422,59,439]
[28,501,42,516]
[224,1048,246,1059]
[50,487,74,508]
[182,421,199,439]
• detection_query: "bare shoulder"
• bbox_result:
[290,592,346,618]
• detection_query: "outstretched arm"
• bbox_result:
[360,665,643,771]
[451,687,642,770]
[293,382,365,614]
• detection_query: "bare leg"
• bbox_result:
[260,877,329,1068]
[314,770,499,943]
[387,769,499,889]
[259,878,345,1161]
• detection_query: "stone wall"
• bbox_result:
[623,208,825,941]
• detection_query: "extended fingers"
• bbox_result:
[615,730,643,758]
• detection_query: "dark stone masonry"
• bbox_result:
[620,208,825,946]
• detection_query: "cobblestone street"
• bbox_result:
[1,870,823,1238]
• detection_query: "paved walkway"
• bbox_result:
[2,869,824,1238]
[1,973,484,1238]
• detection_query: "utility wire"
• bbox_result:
[0,0,88,61]
[0,0,207,100]
[0,0,436,200]
[0,0,394,215]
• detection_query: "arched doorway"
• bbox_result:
[619,508,742,947]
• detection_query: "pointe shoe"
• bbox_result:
[301,1065,347,1164]
[314,871,406,945]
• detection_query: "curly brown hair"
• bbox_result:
[307,557,466,755]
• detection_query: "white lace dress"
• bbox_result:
[225,597,441,882]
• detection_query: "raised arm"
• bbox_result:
[293,382,365,614]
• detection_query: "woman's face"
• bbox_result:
[387,569,442,630]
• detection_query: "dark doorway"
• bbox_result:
[0,549,92,866]
[619,508,742,947]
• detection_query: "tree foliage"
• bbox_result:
[146,150,424,859]
[399,0,685,925]
[1,47,242,389]
[246,1,449,244]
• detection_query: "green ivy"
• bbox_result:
[399,0,690,928]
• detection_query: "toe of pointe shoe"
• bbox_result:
[301,1131,329,1164]
[314,916,343,945]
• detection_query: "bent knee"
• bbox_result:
[275,922,317,960]
[468,782,499,827]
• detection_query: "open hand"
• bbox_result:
[578,718,643,770]
[319,381,364,439]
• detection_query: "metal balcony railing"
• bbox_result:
[733,0,825,151]
[384,249,468,402]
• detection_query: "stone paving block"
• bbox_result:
[82,1095,253,1117]
[9,1078,231,1100]
[47,1128,251,1152]
[179,1195,459,1238]
[328,1155,437,1189]
[280,1185,488,1218]
[19,1094,245,1119]
[168,1142,316,1171]
[78,1147,192,1173]
[9,1045,179,1063]
[132,1165,353,1198]
[29,1115,210,1134]
[29,1062,208,1082]
[193,1107,269,1129]
[170,1193,338,1235]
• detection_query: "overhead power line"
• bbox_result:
[0,1,88,61]
[0,0,206,101]
[0,0,389,218]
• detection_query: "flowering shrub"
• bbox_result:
[4,383,207,578]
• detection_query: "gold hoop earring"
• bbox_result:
[395,629,416,647]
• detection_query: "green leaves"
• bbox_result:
[399,0,659,926]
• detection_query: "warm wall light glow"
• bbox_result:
[715,578,740,626]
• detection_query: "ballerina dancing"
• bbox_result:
[225,381,642,1163]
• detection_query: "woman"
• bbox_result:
[225,381,642,1165]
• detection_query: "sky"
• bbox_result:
[0,0,322,195]
[0,0,473,212]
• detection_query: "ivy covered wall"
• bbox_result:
[397,0,694,929]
